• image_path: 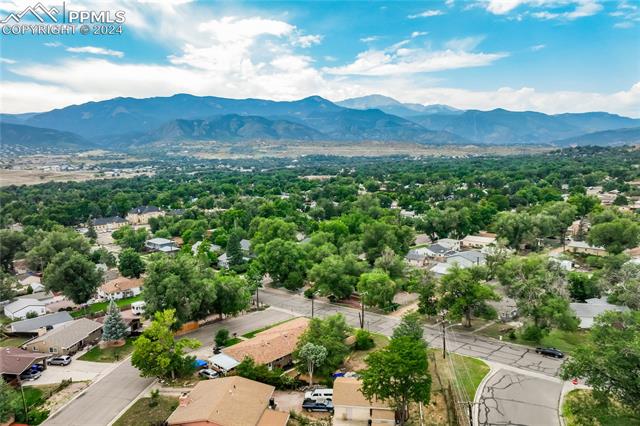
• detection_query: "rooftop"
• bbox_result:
[333,377,390,409]
[26,318,102,350]
[100,277,143,294]
[0,348,49,375]
[4,298,46,314]
[91,216,127,226]
[8,311,73,333]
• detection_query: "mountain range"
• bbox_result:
[1,93,639,151]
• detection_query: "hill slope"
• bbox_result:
[0,122,91,150]
[553,127,640,146]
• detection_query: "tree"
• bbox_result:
[360,336,432,425]
[86,224,98,241]
[0,229,26,272]
[143,255,216,326]
[542,202,577,248]
[90,247,116,267]
[567,271,600,302]
[210,274,251,319]
[0,272,16,302]
[297,342,328,386]
[309,254,365,300]
[373,247,405,280]
[26,229,91,271]
[102,300,128,343]
[294,314,350,377]
[408,269,438,316]
[494,211,536,249]
[112,225,149,252]
[0,379,20,423]
[42,249,102,304]
[118,248,145,278]
[131,309,201,380]
[215,328,230,347]
[560,311,640,410]
[439,266,500,328]
[250,218,297,252]
[588,218,640,254]
[358,270,396,310]
[258,239,307,291]
[361,221,413,264]
[392,311,424,341]
[226,229,244,267]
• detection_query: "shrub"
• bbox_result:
[235,357,300,390]
[520,324,545,342]
[354,329,374,350]
[215,329,230,347]
[149,389,160,407]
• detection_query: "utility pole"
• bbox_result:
[255,286,260,309]
[311,295,315,318]
[440,310,448,359]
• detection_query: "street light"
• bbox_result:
[439,310,462,359]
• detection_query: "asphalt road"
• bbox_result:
[43,358,153,426]
[259,287,563,377]
[478,369,563,426]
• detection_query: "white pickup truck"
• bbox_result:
[304,388,333,403]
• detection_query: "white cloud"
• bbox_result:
[411,31,428,38]
[294,34,322,48]
[482,0,603,20]
[614,21,633,29]
[610,1,639,28]
[360,36,379,43]
[444,36,485,51]
[0,57,16,64]
[530,43,546,51]
[408,9,444,18]
[44,42,61,47]
[445,0,455,7]
[66,46,124,58]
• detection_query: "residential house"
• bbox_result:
[3,298,47,320]
[223,317,309,370]
[166,376,289,426]
[461,234,496,249]
[18,275,43,293]
[333,377,395,426]
[414,233,431,246]
[240,239,251,253]
[404,249,428,267]
[145,237,179,253]
[6,311,73,335]
[424,238,460,260]
[126,206,164,225]
[0,348,49,383]
[191,241,222,255]
[570,297,630,329]
[24,318,102,355]
[98,277,143,300]
[429,251,486,278]
[209,352,240,373]
[91,216,127,233]
[566,240,607,257]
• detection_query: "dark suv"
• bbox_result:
[535,347,564,358]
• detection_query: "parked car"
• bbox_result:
[48,355,72,366]
[30,364,45,372]
[535,347,564,358]
[198,369,219,379]
[304,388,333,402]
[302,399,334,413]
[20,370,41,381]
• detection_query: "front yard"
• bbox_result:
[113,396,179,426]
[79,338,135,362]
[480,323,589,354]
[562,389,640,426]
[71,295,144,318]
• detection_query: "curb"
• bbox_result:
[473,367,496,426]
[106,380,157,426]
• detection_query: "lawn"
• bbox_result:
[241,317,296,339]
[0,336,29,347]
[480,323,589,354]
[447,353,491,400]
[71,295,144,318]
[79,338,135,362]
[343,333,390,371]
[113,396,178,426]
[224,337,242,346]
[562,389,639,426]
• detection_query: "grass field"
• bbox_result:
[79,338,135,362]
[71,295,144,318]
[113,396,178,426]
[480,323,589,354]
[562,390,639,426]
[0,336,30,347]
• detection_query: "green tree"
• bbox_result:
[542,202,577,248]
[90,247,116,267]
[408,269,438,316]
[86,224,98,241]
[131,309,201,380]
[0,379,20,423]
[297,342,328,386]
[258,239,307,291]
[226,229,244,267]
[588,218,640,254]
[360,336,432,425]
[102,299,128,343]
[26,229,91,271]
[361,221,414,264]
[567,271,600,302]
[392,311,424,341]
[250,217,297,252]
[294,314,350,377]
[560,311,640,410]
[42,249,102,304]
[118,248,145,278]
[112,225,149,252]
[210,274,251,319]
[215,328,230,347]
[0,229,26,272]
[358,270,396,310]
[0,271,16,301]
[309,254,365,300]
[494,211,536,249]
[373,247,406,280]
[143,255,216,326]
[439,266,500,328]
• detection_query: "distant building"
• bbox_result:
[333,377,395,426]
[98,277,143,300]
[413,233,431,246]
[191,241,222,255]
[91,216,127,233]
[424,238,460,260]
[145,237,179,253]
[405,249,428,267]
[566,240,607,257]
[570,297,629,329]
[461,234,496,249]
[166,376,289,426]
[126,206,164,225]
[3,298,47,320]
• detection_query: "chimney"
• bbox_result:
[269,398,276,409]
[179,392,191,407]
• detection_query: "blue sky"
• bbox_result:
[0,0,638,116]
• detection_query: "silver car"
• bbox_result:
[48,355,72,366]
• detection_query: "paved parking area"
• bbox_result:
[37,359,112,385]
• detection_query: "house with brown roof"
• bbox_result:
[0,347,49,383]
[332,377,395,426]
[223,317,309,370]
[97,277,143,301]
[166,376,289,426]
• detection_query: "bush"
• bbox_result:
[235,357,300,390]
[520,324,546,342]
[148,389,160,407]
[508,329,517,340]
[215,329,230,347]
[354,329,374,350]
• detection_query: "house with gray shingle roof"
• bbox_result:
[24,318,102,355]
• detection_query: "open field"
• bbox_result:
[0,169,154,187]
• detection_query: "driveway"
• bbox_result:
[38,360,112,385]
[477,369,563,426]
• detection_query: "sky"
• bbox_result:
[0,0,639,116]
